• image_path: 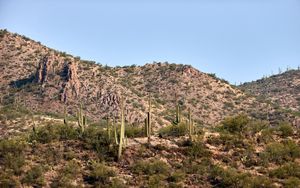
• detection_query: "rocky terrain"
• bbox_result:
[240,69,300,113]
[0,29,279,129]
[1,29,300,188]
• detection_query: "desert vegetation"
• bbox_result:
[0,30,300,187]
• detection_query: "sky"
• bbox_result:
[0,0,300,84]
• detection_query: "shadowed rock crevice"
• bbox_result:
[60,61,80,103]
[35,56,52,84]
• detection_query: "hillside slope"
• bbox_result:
[0,29,287,128]
[240,70,300,113]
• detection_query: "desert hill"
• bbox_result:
[240,69,300,112]
[0,29,276,129]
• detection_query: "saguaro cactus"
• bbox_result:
[106,117,111,140]
[113,118,119,145]
[145,96,152,144]
[77,103,87,134]
[118,96,125,161]
[188,108,194,140]
[63,106,68,126]
[176,103,181,124]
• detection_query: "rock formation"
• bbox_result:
[61,61,80,103]
[35,56,52,85]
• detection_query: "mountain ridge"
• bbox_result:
[0,29,295,129]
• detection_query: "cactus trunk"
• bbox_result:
[107,117,111,140]
[77,103,86,134]
[118,96,125,161]
[145,96,152,144]
[188,108,193,140]
[63,106,68,126]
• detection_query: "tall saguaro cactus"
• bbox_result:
[145,96,152,144]
[118,96,125,161]
[63,106,68,126]
[107,117,111,140]
[176,103,181,124]
[188,108,194,140]
[174,93,181,125]
[113,118,119,145]
[77,103,87,134]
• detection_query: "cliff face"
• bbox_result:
[0,29,297,128]
[60,61,80,103]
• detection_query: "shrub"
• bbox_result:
[261,140,300,164]
[87,162,116,186]
[21,166,45,187]
[210,166,243,187]
[29,123,79,144]
[125,125,144,138]
[132,160,170,176]
[30,124,59,143]
[159,123,186,137]
[269,162,300,179]
[0,105,30,120]
[167,171,186,183]
[186,142,211,159]
[258,128,276,144]
[58,124,79,140]
[277,122,294,137]
[220,114,249,134]
[244,120,269,136]
[0,139,26,175]
[207,133,246,151]
[82,126,116,160]
[209,165,274,188]
[0,171,20,188]
[148,174,167,187]
[284,177,300,188]
[0,29,7,38]
[50,160,81,187]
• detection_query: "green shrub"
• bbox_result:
[0,171,20,188]
[277,122,294,137]
[284,177,300,188]
[21,166,45,187]
[0,139,26,175]
[0,105,31,120]
[210,166,244,187]
[258,128,276,144]
[132,160,170,176]
[58,124,79,140]
[242,175,274,188]
[30,124,59,143]
[82,126,116,160]
[50,160,81,187]
[244,120,269,136]
[209,166,274,188]
[269,162,300,179]
[125,125,144,138]
[221,114,249,134]
[29,123,79,144]
[148,174,167,188]
[207,133,246,151]
[261,140,300,164]
[167,171,186,183]
[183,158,212,175]
[186,141,211,159]
[87,162,116,186]
[159,123,186,137]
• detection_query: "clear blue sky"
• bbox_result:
[1,0,300,84]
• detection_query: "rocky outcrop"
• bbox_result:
[35,56,52,84]
[61,61,80,103]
